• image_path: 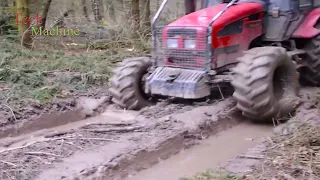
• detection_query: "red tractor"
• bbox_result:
[109,0,320,121]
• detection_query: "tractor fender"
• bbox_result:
[292,8,320,38]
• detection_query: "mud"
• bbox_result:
[0,110,83,139]
[127,123,273,180]
[0,94,112,139]
[223,87,320,176]
[35,98,239,180]
[0,87,318,180]
[0,87,112,138]
[0,96,236,180]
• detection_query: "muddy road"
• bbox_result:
[127,123,272,180]
[0,87,318,180]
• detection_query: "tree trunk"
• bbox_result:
[107,0,116,22]
[141,0,150,28]
[119,0,124,9]
[92,0,102,23]
[99,0,105,20]
[82,0,90,21]
[156,0,160,10]
[40,0,52,29]
[16,0,32,48]
[1,0,8,7]
[131,0,140,38]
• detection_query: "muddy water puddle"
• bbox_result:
[126,123,273,180]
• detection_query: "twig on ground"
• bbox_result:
[237,154,265,159]
[24,151,61,157]
[72,137,119,142]
[44,130,76,138]
[0,160,17,167]
[82,126,143,133]
[2,104,17,121]
[80,122,134,129]
[0,136,118,154]
[65,142,83,150]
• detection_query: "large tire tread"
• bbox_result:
[231,47,299,121]
[303,36,320,85]
[109,57,153,110]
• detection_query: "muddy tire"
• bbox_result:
[301,34,320,86]
[231,47,300,121]
[109,57,154,110]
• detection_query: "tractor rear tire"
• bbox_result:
[231,47,300,121]
[109,57,154,110]
[301,34,320,86]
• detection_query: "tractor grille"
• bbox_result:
[167,29,197,38]
[153,26,209,69]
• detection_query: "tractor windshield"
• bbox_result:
[153,0,224,27]
[205,0,224,7]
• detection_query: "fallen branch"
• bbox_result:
[24,151,61,157]
[71,137,119,142]
[79,122,134,129]
[65,142,83,150]
[44,130,76,138]
[0,136,118,154]
[0,160,17,167]
[0,137,70,154]
[2,104,17,122]
[237,154,265,159]
[83,126,143,133]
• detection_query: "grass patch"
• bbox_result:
[250,120,320,180]
[0,40,146,108]
[179,169,244,180]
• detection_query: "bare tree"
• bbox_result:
[141,0,151,28]
[40,0,52,29]
[118,0,124,9]
[106,0,115,22]
[16,0,32,48]
[82,0,90,21]
[131,0,140,38]
[92,0,102,23]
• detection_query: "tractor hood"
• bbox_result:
[167,2,263,27]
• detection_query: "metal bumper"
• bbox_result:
[144,67,210,99]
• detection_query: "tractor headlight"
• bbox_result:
[167,39,178,48]
[184,39,196,49]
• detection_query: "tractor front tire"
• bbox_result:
[109,57,154,110]
[231,47,300,121]
[301,34,320,86]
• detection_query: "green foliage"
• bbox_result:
[31,86,61,104]
[0,5,18,40]
[0,67,44,87]
[0,41,146,107]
